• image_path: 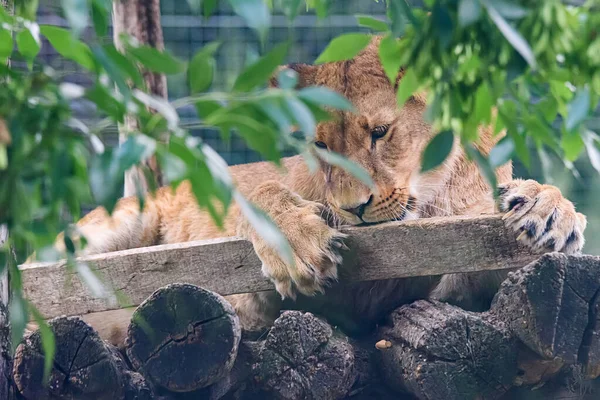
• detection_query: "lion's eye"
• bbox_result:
[371,125,389,140]
[314,141,328,149]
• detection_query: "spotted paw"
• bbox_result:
[498,179,587,254]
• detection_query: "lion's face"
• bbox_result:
[285,38,456,225]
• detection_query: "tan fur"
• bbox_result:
[34,37,587,341]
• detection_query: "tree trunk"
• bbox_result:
[112,0,167,197]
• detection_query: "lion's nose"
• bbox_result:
[342,195,373,218]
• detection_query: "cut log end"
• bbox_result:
[12,316,124,400]
[125,283,241,393]
[254,311,357,400]
[492,253,600,377]
[378,300,518,400]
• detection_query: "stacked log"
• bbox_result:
[376,253,600,400]
[10,254,600,400]
[125,283,241,392]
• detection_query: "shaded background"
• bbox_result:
[35,0,600,254]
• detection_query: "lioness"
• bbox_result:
[46,37,586,339]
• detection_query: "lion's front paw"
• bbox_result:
[498,179,587,254]
[242,200,346,300]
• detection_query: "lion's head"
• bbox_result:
[277,36,469,226]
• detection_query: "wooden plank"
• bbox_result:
[19,214,538,320]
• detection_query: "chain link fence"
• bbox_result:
[35,0,600,254]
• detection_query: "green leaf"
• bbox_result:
[133,90,180,130]
[40,25,95,70]
[421,130,455,172]
[561,129,585,162]
[583,130,600,174]
[458,0,482,27]
[280,0,303,21]
[379,34,404,85]
[233,42,288,92]
[315,33,371,64]
[29,305,56,383]
[314,148,375,189]
[493,0,529,19]
[0,28,13,60]
[61,0,89,37]
[102,44,144,88]
[158,150,188,182]
[474,83,493,124]
[9,291,28,353]
[16,27,40,63]
[432,3,454,49]
[189,42,221,93]
[565,87,590,132]
[229,0,271,42]
[194,99,223,119]
[276,68,298,89]
[234,191,294,266]
[204,0,218,17]
[484,0,536,69]
[86,84,127,122]
[298,87,355,111]
[306,0,328,18]
[90,135,156,212]
[356,15,389,32]
[207,113,280,161]
[92,45,130,100]
[257,97,293,133]
[76,261,108,298]
[396,68,418,108]
[388,0,419,33]
[508,129,530,168]
[489,136,514,168]
[15,0,39,20]
[285,96,316,138]
[128,45,186,75]
[91,0,109,36]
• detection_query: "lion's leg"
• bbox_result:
[233,180,345,331]
[52,195,162,258]
[225,292,282,333]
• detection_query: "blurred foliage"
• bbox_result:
[0,0,598,383]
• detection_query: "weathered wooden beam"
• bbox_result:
[20,214,537,321]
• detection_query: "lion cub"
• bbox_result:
[51,37,586,337]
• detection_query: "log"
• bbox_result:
[106,344,157,400]
[125,283,241,392]
[502,365,600,400]
[377,300,518,400]
[491,253,600,378]
[180,340,263,400]
[253,310,357,400]
[21,215,537,323]
[12,317,125,400]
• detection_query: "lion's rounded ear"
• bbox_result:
[269,63,319,89]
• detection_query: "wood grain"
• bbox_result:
[20,214,537,320]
